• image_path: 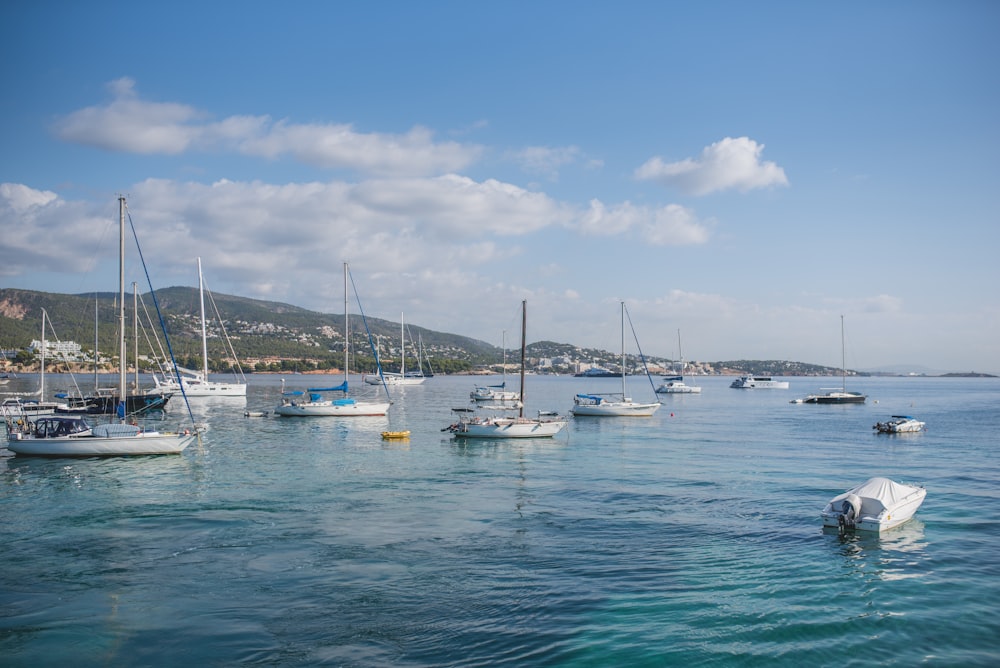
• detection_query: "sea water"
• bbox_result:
[2,374,999,666]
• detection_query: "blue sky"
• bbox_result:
[2,1,998,373]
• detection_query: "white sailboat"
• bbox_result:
[364,313,425,385]
[0,309,63,417]
[446,301,566,438]
[655,329,701,394]
[5,196,197,456]
[571,302,661,417]
[793,315,867,404]
[148,257,247,397]
[470,330,521,403]
[275,263,391,417]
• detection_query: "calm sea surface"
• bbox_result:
[2,373,999,667]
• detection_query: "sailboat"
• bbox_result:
[655,329,701,394]
[148,257,247,397]
[275,263,391,417]
[470,329,521,403]
[571,302,661,417]
[446,301,566,438]
[56,291,171,415]
[5,196,197,456]
[0,309,63,417]
[794,315,867,404]
[364,313,425,385]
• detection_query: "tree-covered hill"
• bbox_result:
[1,288,864,376]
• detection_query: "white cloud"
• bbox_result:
[505,145,586,180]
[52,79,482,176]
[577,200,711,245]
[0,185,110,276]
[239,122,481,176]
[0,183,59,211]
[635,136,789,196]
[54,77,204,154]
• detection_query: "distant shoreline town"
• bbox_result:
[1,287,996,379]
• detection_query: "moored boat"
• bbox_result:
[275,263,390,417]
[821,477,926,533]
[4,197,198,457]
[446,301,566,439]
[656,330,702,394]
[470,330,520,403]
[792,316,866,405]
[147,258,248,398]
[729,375,789,389]
[570,302,660,418]
[655,376,702,394]
[874,415,925,433]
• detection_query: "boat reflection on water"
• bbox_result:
[825,519,928,582]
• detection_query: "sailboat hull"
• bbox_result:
[274,401,390,417]
[450,417,566,438]
[7,431,195,456]
[149,376,247,397]
[570,401,660,417]
[802,392,866,404]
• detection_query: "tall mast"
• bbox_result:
[133,282,139,391]
[94,299,99,388]
[198,257,208,380]
[40,308,46,399]
[501,330,507,388]
[400,312,405,377]
[519,300,526,418]
[118,195,126,417]
[344,262,349,388]
[620,301,626,397]
[677,328,683,375]
[840,314,846,392]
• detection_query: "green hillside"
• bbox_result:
[1,287,856,376]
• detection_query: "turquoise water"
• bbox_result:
[2,374,999,666]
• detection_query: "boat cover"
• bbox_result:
[92,423,142,438]
[829,477,920,517]
[308,382,348,393]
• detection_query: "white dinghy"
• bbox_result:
[821,477,926,533]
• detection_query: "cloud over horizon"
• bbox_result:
[53,78,482,177]
[634,136,789,196]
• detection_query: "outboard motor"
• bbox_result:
[837,494,862,533]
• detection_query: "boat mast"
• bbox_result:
[519,300,526,418]
[118,195,126,419]
[677,328,683,375]
[620,301,626,397]
[94,299,99,389]
[344,262,349,389]
[501,330,507,389]
[40,308,46,399]
[198,257,208,381]
[133,282,139,392]
[400,312,405,377]
[840,314,846,393]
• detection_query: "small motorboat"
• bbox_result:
[381,430,411,440]
[873,415,925,433]
[821,477,926,533]
[244,410,269,418]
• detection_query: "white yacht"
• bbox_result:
[729,375,789,389]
